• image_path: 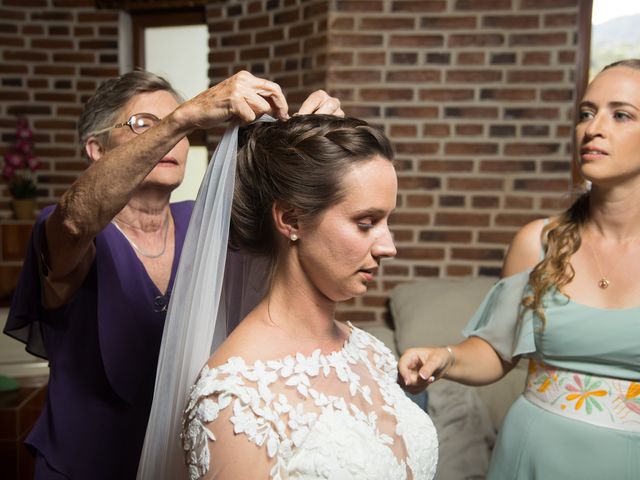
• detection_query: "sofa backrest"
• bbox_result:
[389,276,498,354]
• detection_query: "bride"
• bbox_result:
[140,115,438,479]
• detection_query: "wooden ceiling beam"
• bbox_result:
[95,0,213,11]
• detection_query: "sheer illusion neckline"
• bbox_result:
[221,321,359,369]
[183,321,438,480]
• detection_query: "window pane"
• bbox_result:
[591,1,640,79]
[144,24,209,201]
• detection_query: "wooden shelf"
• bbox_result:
[0,223,33,306]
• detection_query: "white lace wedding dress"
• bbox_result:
[182,324,438,479]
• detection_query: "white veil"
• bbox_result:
[137,120,270,479]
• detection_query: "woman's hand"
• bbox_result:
[173,70,290,131]
[399,337,519,392]
[397,346,454,394]
[297,90,344,116]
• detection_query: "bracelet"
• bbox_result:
[443,345,455,377]
[446,345,456,368]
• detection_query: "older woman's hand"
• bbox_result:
[173,70,289,131]
[297,90,344,116]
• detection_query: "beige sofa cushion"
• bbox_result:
[390,276,498,353]
[427,380,495,480]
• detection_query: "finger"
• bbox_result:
[419,368,433,381]
[257,89,289,120]
[400,375,429,394]
[399,369,423,390]
[398,354,418,384]
[231,71,289,120]
[312,97,342,115]
[231,101,257,124]
[264,94,290,120]
[417,359,441,382]
[398,351,426,385]
[239,92,274,122]
[253,79,289,119]
[297,90,328,115]
[399,368,430,394]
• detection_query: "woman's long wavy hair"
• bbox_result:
[522,58,640,325]
[522,193,589,324]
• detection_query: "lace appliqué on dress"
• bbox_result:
[182,325,438,479]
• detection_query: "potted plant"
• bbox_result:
[2,118,40,219]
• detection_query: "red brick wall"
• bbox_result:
[205,0,330,138]
[0,0,581,323]
[322,0,580,323]
[0,0,120,210]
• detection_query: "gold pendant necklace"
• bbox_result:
[586,230,638,290]
[587,236,613,289]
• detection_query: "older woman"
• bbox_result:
[4,69,341,479]
[399,60,640,479]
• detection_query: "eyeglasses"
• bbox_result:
[90,113,160,136]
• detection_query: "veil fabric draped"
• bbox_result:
[137,120,269,479]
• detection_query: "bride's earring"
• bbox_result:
[290,233,298,242]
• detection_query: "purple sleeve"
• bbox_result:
[3,205,56,359]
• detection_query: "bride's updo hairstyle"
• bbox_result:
[230,114,394,257]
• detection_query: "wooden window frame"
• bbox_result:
[572,0,593,187]
[130,9,206,70]
[130,8,208,146]
[96,1,210,10]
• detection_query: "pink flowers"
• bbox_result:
[2,118,39,199]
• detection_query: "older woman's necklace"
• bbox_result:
[112,214,170,259]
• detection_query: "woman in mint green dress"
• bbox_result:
[398,59,640,479]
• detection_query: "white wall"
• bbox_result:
[145,24,210,202]
[0,308,49,378]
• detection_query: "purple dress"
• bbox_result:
[4,201,193,479]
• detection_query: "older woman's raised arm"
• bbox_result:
[43,72,289,284]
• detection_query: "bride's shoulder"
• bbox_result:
[202,319,396,378]
[188,324,276,404]
[204,317,278,370]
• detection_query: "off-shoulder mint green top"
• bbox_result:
[463,270,640,381]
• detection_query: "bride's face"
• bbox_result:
[295,156,397,302]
